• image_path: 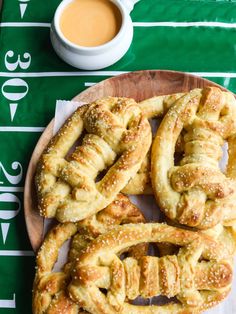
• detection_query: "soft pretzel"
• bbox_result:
[35,97,151,222]
[69,223,233,314]
[151,87,236,228]
[32,194,146,314]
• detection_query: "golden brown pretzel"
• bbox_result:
[151,87,236,228]
[69,223,233,314]
[35,97,151,222]
[32,194,146,314]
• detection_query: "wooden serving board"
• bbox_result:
[24,70,224,252]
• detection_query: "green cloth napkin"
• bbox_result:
[1,0,236,313]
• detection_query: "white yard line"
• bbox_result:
[0,126,45,132]
[84,82,96,86]
[0,71,235,78]
[133,21,236,28]
[0,186,24,192]
[0,250,34,256]
[2,21,236,28]
[190,72,236,78]
[0,71,127,77]
[0,294,16,309]
[0,22,50,27]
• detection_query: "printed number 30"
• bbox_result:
[2,50,31,102]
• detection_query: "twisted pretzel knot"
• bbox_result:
[36,97,151,222]
[32,195,146,314]
[69,223,233,314]
[151,87,236,228]
[156,221,236,261]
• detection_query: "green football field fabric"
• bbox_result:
[1,0,236,313]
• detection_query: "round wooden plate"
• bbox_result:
[24,70,226,252]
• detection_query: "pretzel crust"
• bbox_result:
[32,194,146,314]
[151,87,236,228]
[69,223,233,314]
[35,97,151,222]
[122,92,185,195]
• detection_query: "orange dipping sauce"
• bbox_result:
[60,0,122,47]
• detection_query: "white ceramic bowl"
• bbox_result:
[50,0,137,70]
